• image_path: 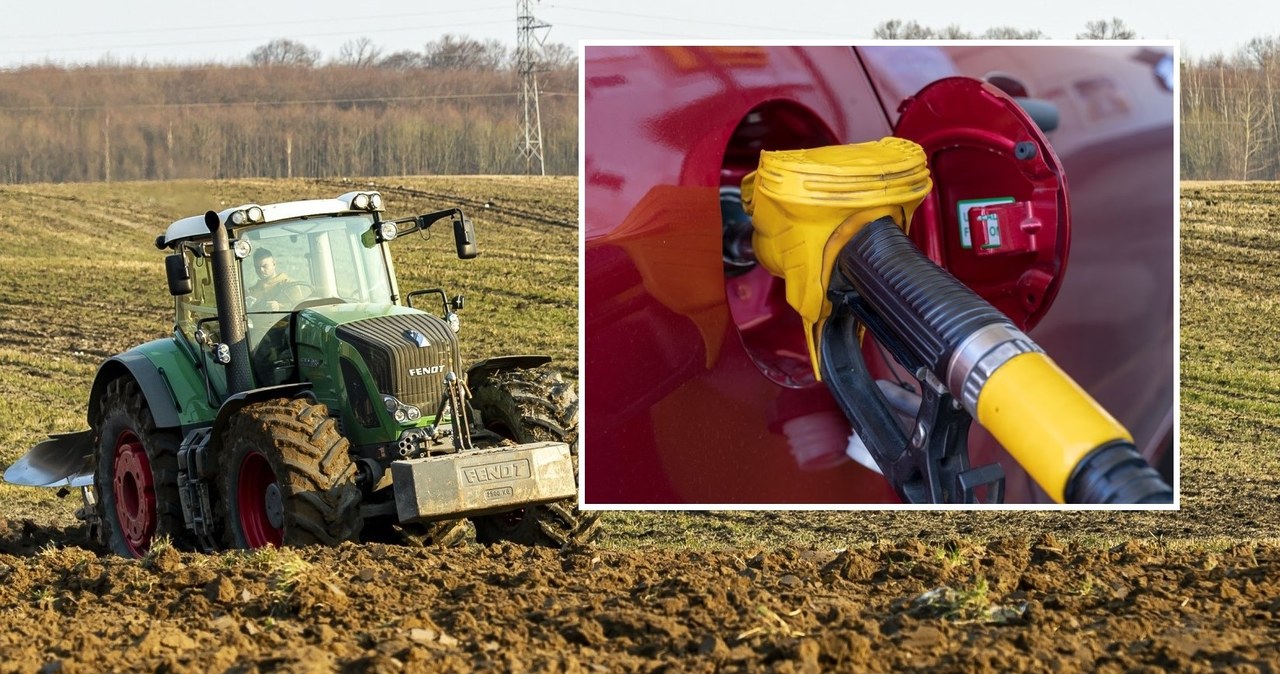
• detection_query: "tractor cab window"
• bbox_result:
[175,248,218,345]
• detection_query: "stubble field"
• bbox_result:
[0,178,1278,672]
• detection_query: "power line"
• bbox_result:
[0,57,581,76]
[559,20,867,40]
[548,3,857,38]
[0,91,576,113]
[0,6,510,41]
[555,22,692,38]
[0,20,513,56]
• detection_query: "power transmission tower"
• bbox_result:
[516,0,548,175]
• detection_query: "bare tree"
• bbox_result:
[935,24,975,39]
[248,39,320,67]
[874,19,1042,40]
[873,20,936,39]
[378,50,425,71]
[1232,75,1273,179]
[982,26,1046,39]
[336,37,383,68]
[1077,18,1137,39]
[540,43,577,70]
[1180,61,1216,178]
[423,34,508,70]
[1244,37,1280,179]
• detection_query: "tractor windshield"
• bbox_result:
[238,214,392,312]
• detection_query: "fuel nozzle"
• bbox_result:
[743,138,933,378]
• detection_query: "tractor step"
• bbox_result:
[390,442,577,523]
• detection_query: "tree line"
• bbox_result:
[1182,38,1280,180]
[0,36,577,183]
[872,17,1136,40]
[5,25,1275,183]
[250,35,576,71]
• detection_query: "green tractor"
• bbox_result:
[5,191,596,557]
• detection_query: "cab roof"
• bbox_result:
[158,192,383,249]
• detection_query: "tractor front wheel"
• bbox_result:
[470,368,600,547]
[93,378,188,558]
[220,398,362,548]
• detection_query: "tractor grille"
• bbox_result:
[336,313,462,414]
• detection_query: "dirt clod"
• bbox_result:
[205,575,236,603]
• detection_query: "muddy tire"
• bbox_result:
[361,516,473,548]
[470,368,600,547]
[220,398,362,548]
[93,378,190,557]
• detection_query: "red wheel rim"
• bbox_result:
[112,430,156,557]
[237,450,283,548]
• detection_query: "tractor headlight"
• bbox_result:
[339,191,385,212]
[378,222,398,242]
[382,394,422,425]
[229,210,248,226]
[447,312,460,333]
[247,206,265,223]
[233,239,252,259]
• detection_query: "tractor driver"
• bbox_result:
[247,248,308,312]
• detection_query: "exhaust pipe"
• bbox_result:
[205,210,253,394]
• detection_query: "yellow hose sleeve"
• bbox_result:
[975,351,1133,503]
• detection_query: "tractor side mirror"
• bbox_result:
[453,216,478,259]
[452,295,464,311]
[165,254,192,296]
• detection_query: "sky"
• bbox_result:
[0,0,1263,67]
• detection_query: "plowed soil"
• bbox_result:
[2,181,1278,672]
[1,520,1278,673]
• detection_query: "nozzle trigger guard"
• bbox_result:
[819,283,1005,504]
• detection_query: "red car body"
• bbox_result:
[583,45,1175,505]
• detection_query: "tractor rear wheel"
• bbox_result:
[220,398,362,548]
[93,378,189,557]
[470,368,600,547]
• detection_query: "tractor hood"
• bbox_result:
[293,303,463,440]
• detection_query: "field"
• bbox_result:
[1,178,1279,672]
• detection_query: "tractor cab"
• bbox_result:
[163,194,397,375]
[160,192,473,395]
[172,210,399,388]
[155,193,509,521]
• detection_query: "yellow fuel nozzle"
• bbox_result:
[743,138,932,378]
